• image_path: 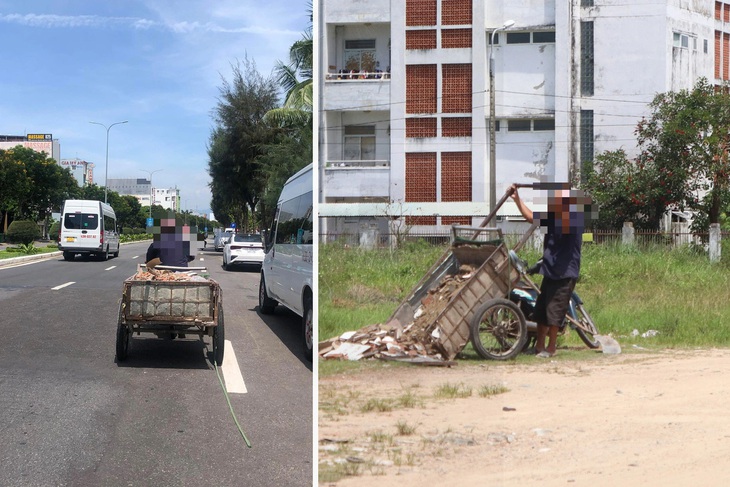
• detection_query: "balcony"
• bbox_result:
[324,161,391,199]
[323,74,390,112]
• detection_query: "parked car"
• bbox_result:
[223,234,265,270]
[214,230,233,251]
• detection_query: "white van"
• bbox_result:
[58,199,120,261]
[259,164,314,360]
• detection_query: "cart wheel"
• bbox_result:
[470,298,528,361]
[213,304,225,366]
[115,303,130,361]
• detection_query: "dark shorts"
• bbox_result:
[533,277,577,328]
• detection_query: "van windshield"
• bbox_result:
[64,213,99,230]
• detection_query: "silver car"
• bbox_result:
[213,231,233,251]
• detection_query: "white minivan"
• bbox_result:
[58,199,120,261]
[259,164,314,360]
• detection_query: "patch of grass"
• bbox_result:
[360,398,393,413]
[368,430,394,444]
[434,382,472,399]
[396,389,422,408]
[395,420,418,436]
[478,384,510,398]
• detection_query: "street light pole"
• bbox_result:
[488,20,515,224]
[141,169,163,220]
[89,120,128,204]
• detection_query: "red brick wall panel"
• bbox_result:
[405,152,437,225]
[442,64,472,113]
[406,0,437,26]
[406,64,438,114]
[406,118,437,138]
[442,28,472,49]
[442,117,472,137]
[442,0,472,26]
[406,30,437,50]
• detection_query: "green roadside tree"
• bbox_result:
[585,78,730,231]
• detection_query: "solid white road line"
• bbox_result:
[104,266,116,271]
[221,340,247,394]
[52,282,75,290]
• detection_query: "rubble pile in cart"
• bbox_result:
[132,269,209,282]
[319,264,477,364]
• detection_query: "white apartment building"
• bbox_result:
[318,0,727,237]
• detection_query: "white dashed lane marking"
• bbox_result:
[105,266,116,271]
[221,340,247,394]
[52,282,75,290]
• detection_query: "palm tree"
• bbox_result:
[264,3,313,127]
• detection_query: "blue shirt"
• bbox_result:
[540,216,583,280]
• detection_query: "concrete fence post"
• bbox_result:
[622,222,634,246]
[709,223,721,263]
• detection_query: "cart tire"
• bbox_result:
[258,273,277,314]
[302,292,313,362]
[470,298,528,361]
[115,303,130,361]
[573,303,600,349]
[213,304,225,366]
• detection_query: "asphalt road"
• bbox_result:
[0,241,312,486]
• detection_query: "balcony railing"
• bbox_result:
[326,159,390,168]
[325,70,391,81]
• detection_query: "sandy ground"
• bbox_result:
[319,348,730,486]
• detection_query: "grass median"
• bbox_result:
[319,239,730,375]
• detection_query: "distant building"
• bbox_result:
[107,178,153,206]
[154,187,180,211]
[0,134,61,164]
[60,158,95,186]
[318,0,725,235]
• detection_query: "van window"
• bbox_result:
[103,214,116,233]
[64,213,99,230]
[275,191,313,245]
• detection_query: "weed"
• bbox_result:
[369,430,394,444]
[395,420,418,436]
[478,384,510,397]
[434,382,472,399]
[360,398,393,413]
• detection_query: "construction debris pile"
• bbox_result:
[319,264,476,364]
[132,269,209,282]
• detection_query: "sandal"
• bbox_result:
[536,351,553,358]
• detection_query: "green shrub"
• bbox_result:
[49,222,61,241]
[122,227,133,235]
[6,220,39,245]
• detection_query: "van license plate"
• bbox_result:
[65,237,75,242]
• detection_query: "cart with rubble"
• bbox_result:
[115,265,225,365]
[386,186,558,361]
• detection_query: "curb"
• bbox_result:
[0,250,62,268]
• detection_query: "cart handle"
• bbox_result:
[477,182,571,229]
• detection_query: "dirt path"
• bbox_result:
[319,348,730,486]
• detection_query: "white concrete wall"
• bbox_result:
[324,0,391,24]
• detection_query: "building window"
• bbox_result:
[580,110,594,181]
[487,33,500,45]
[581,21,594,96]
[673,32,690,49]
[507,119,531,131]
[533,119,555,131]
[506,32,531,44]
[344,39,376,73]
[343,125,376,161]
[705,38,709,54]
[532,31,556,43]
[582,0,594,6]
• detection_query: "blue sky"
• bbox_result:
[0,1,308,217]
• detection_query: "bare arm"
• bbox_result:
[510,184,534,224]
